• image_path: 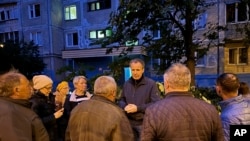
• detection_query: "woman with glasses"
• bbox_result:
[30,75,64,141]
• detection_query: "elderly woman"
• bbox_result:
[64,75,92,113]
[30,75,64,141]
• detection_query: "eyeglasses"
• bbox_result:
[44,86,52,90]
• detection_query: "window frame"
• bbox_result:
[226,2,250,23]
[66,32,79,47]
[88,0,111,11]
[64,5,77,20]
[30,32,43,46]
[228,47,248,65]
[89,29,112,39]
[28,4,41,19]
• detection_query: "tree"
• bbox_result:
[0,40,46,79]
[99,0,220,86]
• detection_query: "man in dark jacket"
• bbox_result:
[66,76,134,141]
[0,70,49,141]
[118,58,161,141]
[141,63,224,141]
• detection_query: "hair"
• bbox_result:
[238,82,250,95]
[163,63,191,90]
[129,58,145,69]
[216,73,240,93]
[73,75,87,86]
[94,76,117,97]
[0,70,22,97]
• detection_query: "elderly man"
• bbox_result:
[140,63,224,141]
[216,73,250,141]
[66,76,134,141]
[0,70,49,141]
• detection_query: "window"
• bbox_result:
[65,5,77,20]
[89,29,112,39]
[0,31,19,42]
[29,4,40,18]
[229,47,248,64]
[0,6,18,21]
[125,40,138,46]
[226,2,250,23]
[88,0,111,11]
[195,51,206,66]
[30,32,42,46]
[66,32,78,47]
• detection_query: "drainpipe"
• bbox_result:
[217,0,220,76]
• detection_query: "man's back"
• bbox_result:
[0,98,49,141]
[141,92,224,141]
[66,95,134,141]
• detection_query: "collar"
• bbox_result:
[129,75,145,85]
[0,97,31,108]
[91,95,116,106]
[219,95,244,110]
[165,91,194,98]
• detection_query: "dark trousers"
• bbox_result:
[132,125,141,141]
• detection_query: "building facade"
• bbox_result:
[1,0,249,87]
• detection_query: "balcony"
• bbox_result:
[62,46,146,59]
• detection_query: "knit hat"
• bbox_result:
[56,81,69,91]
[33,75,53,90]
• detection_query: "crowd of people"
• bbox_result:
[1,58,250,141]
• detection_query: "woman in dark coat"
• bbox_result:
[30,75,64,141]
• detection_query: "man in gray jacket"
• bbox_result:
[141,63,224,141]
[216,73,250,141]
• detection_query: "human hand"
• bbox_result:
[54,108,64,119]
[124,104,137,113]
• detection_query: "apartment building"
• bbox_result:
[1,0,249,86]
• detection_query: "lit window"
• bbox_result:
[65,5,77,20]
[29,4,40,19]
[66,32,78,47]
[89,29,112,39]
[125,40,138,46]
[229,48,248,64]
[30,32,42,46]
[88,0,111,11]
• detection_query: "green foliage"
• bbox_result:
[0,40,46,79]
[190,87,222,111]
[97,0,221,86]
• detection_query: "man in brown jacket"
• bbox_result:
[66,76,134,141]
[140,63,224,141]
[0,70,49,141]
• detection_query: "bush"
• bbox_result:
[190,87,222,112]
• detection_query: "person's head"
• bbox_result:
[73,75,87,92]
[129,58,145,80]
[238,82,250,95]
[56,81,70,95]
[94,76,117,102]
[216,73,240,100]
[0,70,33,100]
[163,63,191,93]
[32,75,53,96]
